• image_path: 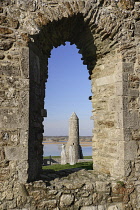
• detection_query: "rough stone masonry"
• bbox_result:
[0,0,140,209]
[65,112,83,164]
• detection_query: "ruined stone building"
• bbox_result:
[0,0,140,209]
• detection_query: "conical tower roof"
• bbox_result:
[70,112,79,120]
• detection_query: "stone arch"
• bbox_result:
[28,12,97,181]
[24,0,136,181]
[20,0,127,57]
[1,0,139,185]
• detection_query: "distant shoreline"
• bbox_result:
[43,136,92,147]
[43,136,92,142]
[43,141,92,147]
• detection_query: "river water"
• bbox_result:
[43,144,92,157]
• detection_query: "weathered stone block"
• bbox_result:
[136,193,140,208]
[23,19,40,35]
[0,88,19,108]
[0,27,13,34]
[0,148,5,161]
[111,196,123,203]
[20,129,28,146]
[132,129,140,141]
[123,110,139,129]
[124,128,132,141]
[75,196,93,207]
[17,160,28,183]
[0,16,19,29]
[96,181,110,193]
[98,205,106,210]
[135,21,140,36]
[0,65,20,76]
[64,181,84,190]
[6,200,17,209]
[81,207,97,210]
[41,200,57,208]
[111,159,125,177]
[0,77,29,91]
[135,159,140,173]
[84,182,94,190]
[115,82,128,96]
[18,91,29,129]
[0,130,19,146]
[6,189,14,200]
[124,141,138,160]
[21,47,29,78]
[4,146,28,161]
[17,0,37,11]
[31,181,45,189]
[128,89,139,97]
[0,39,14,50]
[122,63,134,73]
[0,108,19,129]
[108,203,123,210]
[115,111,124,128]
[0,167,10,181]
[60,194,75,207]
[96,75,115,86]
[117,0,134,10]
[115,71,123,83]
[34,13,49,27]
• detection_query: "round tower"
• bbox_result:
[69,112,79,145]
[65,112,83,163]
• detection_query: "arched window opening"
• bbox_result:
[28,14,96,181]
[43,42,93,168]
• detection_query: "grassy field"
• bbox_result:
[43,156,60,159]
[42,161,93,171]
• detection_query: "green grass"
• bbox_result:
[42,161,93,171]
[43,156,60,159]
[83,156,92,159]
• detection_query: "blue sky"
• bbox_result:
[43,42,93,136]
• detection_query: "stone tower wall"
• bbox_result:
[66,113,81,162]
[0,0,140,208]
[68,113,79,145]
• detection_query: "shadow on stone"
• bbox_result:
[41,168,83,183]
[40,163,93,183]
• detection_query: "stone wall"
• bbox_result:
[91,52,124,177]
[0,0,140,209]
[0,169,137,209]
